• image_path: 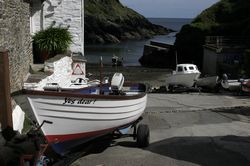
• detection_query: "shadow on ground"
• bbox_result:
[134,135,250,166]
[54,135,250,166]
[212,107,250,116]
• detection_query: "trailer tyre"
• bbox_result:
[137,124,150,147]
[168,85,174,93]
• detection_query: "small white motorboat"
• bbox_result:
[166,64,201,90]
[221,74,250,91]
[221,79,241,91]
[43,78,89,91]
[112,55,123,66]
[25,73,148,155]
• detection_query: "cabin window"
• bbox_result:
[189,66,194,70]
[177,66,183,72]
[184,67,187,71]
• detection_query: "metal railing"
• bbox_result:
[205,36,248,48]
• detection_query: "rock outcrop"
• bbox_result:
[84,0,171,44]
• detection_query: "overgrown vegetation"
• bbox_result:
[85,0,143,20]
[175,0,250,68]
[84,0,169,44]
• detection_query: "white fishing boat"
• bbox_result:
[166,64,201,90]
[42,78,100,91]
[112,55,123,66]
[25,73,148,155]
[221,79,241,91]
[221,74,250,91]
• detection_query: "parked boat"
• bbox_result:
[195,75,220,90]
[25,73,148,155]
[241,80,250,93]
[221,74,250,91]
[221,79,241,91]
[112,55,123,66]
[166,64,201,91]
[42,78,101,91]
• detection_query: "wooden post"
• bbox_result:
[0,50,14,140]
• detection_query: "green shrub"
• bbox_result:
[33,27,72,62]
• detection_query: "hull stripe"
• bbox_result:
[39,109,143,121]
[46,127,115,143]
[40,105,145,114]
[36,100,145,109]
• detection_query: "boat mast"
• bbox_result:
[100,56,103,94]
[175,51,178,65]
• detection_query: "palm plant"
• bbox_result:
[33,27,72,62]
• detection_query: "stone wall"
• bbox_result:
[0,0,32,93]
[31,0,84,53]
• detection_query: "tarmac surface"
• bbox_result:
[70,93,250,166]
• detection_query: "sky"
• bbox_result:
[120,0,219,18]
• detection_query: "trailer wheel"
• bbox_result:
[168,85,174,93]
[137,124,150,147]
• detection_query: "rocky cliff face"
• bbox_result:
[84,0,170,44]
[175,0,250,67]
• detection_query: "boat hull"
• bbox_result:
[27,91,147,155]
[196,76,219,89]
[166,73,200,88]
[242,81,250,93]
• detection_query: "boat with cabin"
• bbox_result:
[166,64,201,91]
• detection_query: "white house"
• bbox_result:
[30,0,84,54]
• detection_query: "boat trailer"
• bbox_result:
[112,117,150,147]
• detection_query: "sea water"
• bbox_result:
[84,18,192,66]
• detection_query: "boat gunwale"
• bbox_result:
[23,83,147,100]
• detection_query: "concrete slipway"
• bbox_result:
[67,93,250,166]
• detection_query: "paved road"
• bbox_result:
[70,93,250,166]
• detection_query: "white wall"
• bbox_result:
[31,0,84,54]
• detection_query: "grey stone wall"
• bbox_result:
[0,0,32,93]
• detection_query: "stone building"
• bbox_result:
[30,0,84,54]
[0,0,85,138]
[0,0,32,93]
[0,0,32,138]
[203,36,247,77]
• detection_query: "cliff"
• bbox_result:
[84,0,170,44]
[175,0,250,67]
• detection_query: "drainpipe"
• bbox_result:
[81,0,84,55]
[0,50,15,141]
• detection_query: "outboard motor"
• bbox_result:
[222,74,228,81]
[111,73,124,95]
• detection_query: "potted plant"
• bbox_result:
[32,27,72,63]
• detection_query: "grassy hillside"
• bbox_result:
[175,0,250,67]
[85,0,144,20]
[84,0,170,44]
